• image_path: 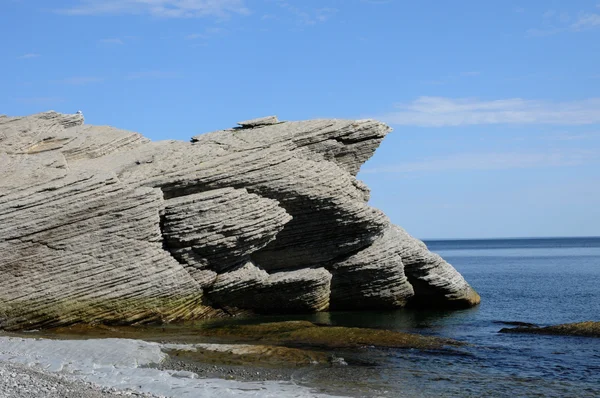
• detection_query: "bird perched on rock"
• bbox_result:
[76,110,83,115]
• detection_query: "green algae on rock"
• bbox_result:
[25,320,464,351]
[198,320,464,350]
[163,343,329,368]
[499,321,600,338]
[0,295,222,332]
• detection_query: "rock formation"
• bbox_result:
[0,112,480,330]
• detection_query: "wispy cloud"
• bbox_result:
[18,53,40,59]
[378,97,600,127]
[273,1,337,25]
[313,7,337,23]
[58,0,249,18]
[528,7,600,36]
[548,131,600,141]
[98,38,124,44]
[572,12,600,30]
[362,150,598,174]
[126,70,180,80]
[52,76,104,85]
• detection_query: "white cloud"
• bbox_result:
[58,0,249,18]
[52,77,104,85]
[18,53,40,59]
[362,150,597,174]
[99,38,124,44]
[378,97,600,127]
[529,7,600,36]
[572,13,600,30]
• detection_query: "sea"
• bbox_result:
[285,237,600,397]
[2,237,599,397]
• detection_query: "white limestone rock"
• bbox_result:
[207,262,332,313]
[162,187,292,273]
[0,111,479,329]
[237,115,279,127]
[328,226,415,310]
[393,226,481,308]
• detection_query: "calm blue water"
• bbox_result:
[288,237,600,397]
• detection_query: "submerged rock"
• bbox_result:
[162,343,330,367]
[0,111,479,329]
[499,321,600,338]
[197,320,464,350]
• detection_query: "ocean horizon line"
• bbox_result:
[422,235,600,242]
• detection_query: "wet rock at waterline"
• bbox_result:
[499,321,600,338]
[0,111,480,329]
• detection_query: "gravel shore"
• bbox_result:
[154,357,300,383]
[0,361,162,398]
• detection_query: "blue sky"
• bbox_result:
[2,0,600,239]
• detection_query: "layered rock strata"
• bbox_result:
[0,112,480,330]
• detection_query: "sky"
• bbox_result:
[1,0,600,239]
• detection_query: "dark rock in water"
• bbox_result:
[0,111,480,330]
[493,321,539,328]
[499,321,600,337]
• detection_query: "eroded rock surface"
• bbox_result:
[0,111,479,329]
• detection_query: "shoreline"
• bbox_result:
[2,315,599,397]
[0,332,353,398]
[0,361,160,398]
[0,320,465,398]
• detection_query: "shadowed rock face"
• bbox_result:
[0,112,480,330]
